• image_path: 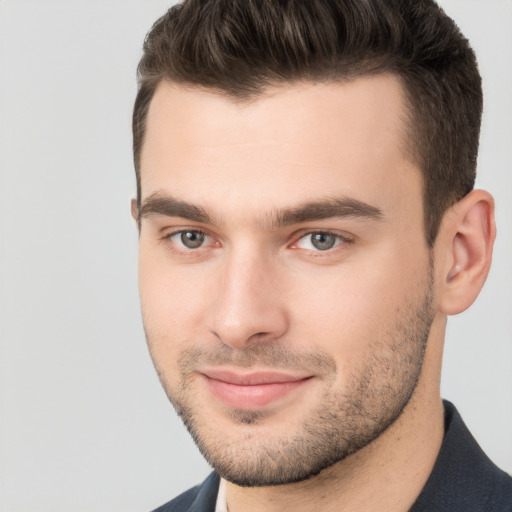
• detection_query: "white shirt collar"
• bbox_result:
[215,477,228,512]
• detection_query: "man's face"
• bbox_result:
[137,75,435,486]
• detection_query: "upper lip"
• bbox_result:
[200,369,311,386]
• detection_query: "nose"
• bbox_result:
[208,247,289,349]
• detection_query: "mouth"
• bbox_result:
[199,369,313,409]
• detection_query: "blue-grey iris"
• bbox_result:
[311,233,336,250]
[181,231,205,249]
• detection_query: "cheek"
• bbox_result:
[287,253,423,370]
[138,249,216,358]
[138,267,211,393]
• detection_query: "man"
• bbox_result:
[131,0,512,510]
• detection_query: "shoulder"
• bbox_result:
[411,401,512,511]
[151,473,220,512]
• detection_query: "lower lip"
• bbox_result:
[204,376,311,409]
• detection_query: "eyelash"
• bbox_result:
[290,231,352,253]
[162,229,216,253]
[161,229,353,255]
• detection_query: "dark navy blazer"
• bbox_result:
[152,401,512,511]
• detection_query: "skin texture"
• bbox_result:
[136,75,495,512]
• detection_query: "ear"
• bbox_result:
[131,198,139,222]
[436,190,496,315]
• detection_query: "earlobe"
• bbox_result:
[438,190,496,315]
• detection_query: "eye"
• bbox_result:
[294,232,346,251]
[168,230,210,249]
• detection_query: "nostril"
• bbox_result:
[248,332,273,343]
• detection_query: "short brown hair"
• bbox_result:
[133,0,482,246]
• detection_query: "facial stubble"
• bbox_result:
[147,268,435,487]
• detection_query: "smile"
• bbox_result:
[200,369,313,409]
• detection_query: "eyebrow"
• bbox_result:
[138,193,214,224]
[138,192,384,227]
[276,197,383,225]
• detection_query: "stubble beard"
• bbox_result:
[148,272,435,487]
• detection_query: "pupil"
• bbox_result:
[311,233,335,250]
[181,231,205,249]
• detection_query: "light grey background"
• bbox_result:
[0,1,510,511]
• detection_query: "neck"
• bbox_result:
[225,321,446,512]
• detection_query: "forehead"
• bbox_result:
[139,75,420,225]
